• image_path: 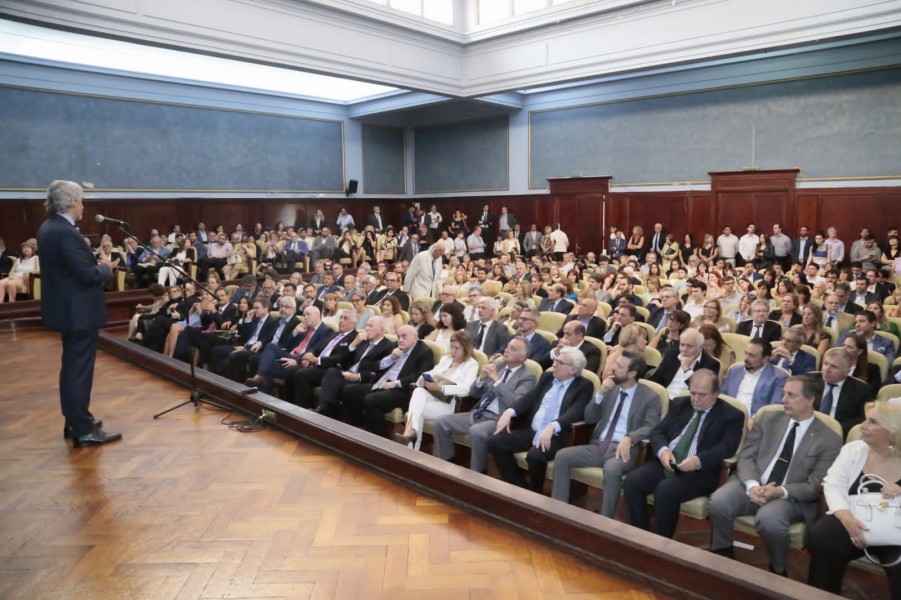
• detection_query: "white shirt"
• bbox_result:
[736,367,765,412]
[820,379,845,418]
[750,415,816,496]
[716,234,739,258]
[666,357,699,399]
[738,234,759,261]
[597,384,637,443]
[550,230,569,253]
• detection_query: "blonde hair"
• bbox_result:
[619,323,647,347]
[866,401,901,451]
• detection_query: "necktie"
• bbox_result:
[766,422,799,485]
[247,319,265,346]
[372,351,409,390]
[753,325,762,339]
[598,391,628,455]
[820,383,836,415]
[290,327,316,357]
[431,259,437,279]
[672,410,703,463]
[350,342,373,373]
[656,312,669,332]
[475,324,486,349]
[473,369,511,419]
[825,315,835,328]
[272,319,288,344]
[319,332,346,359]
[532,380,565,445]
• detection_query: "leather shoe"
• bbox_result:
[63,420,102,440]
[244,375,265,388]
[393,432,416,446]
[710,547,734,559]
[73,426,123,448]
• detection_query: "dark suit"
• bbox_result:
[466,320,511,356]
[770,350,817,376]
[538,298,574,314]
[623,396,745,537]
[284,329,358,407]
[535,340,601,374]
[487,373,594,492]
[648,230,667,255]
[519,332,551,362]
[811,373,871,437]
[255,323,335,391]
[225,315,300,382]
[556,315,606,339]
[367,213,385,232]
[381,289,410,311]
[649,350,721,392]
[37,213,114,438]
[709,411,842,572]
[317,337,396,417]
[351,341,436,434]
[736,320,782,344]
[769,311,802,328]
[315,284,340,300]
[552,382,663,516]
[791,237,813,264]
[431,298,463,318]
[365,288,387,306]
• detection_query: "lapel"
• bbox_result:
[696,398,720,441]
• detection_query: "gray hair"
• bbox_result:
[750,299,771,312]
[558,346,587,372]
[339,309,358,324]
[45,180,83,214]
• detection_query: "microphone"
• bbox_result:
[95,214,129,226]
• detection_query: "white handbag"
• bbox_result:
[849,474,901,567]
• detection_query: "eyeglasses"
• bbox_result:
[553,358,574,367]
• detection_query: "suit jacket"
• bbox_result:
[311,329,356,368]
[523,231,541,253]
[769,311,802,328]
[735,410,842,525]
[431,298,463,317]
[735,320,782,344]
[260,315,302,349]
[770,350,816,376]
[885,363,901,386]
[607,238,627,260]
[310,217,327,233]
[557,315,606,339]
[823,311,855,332]
[538,297,574,314]
[381,289,410,311]
[791,237,813,264]
[509,372,594,433]
[396,242,415,264]
[811,373,871,437]
[37,213,113,331]
[721,363,788,415]
[403,249,442,299]
[838,331,897,365]
[648,230,667,255]
[315,284,340,300]
[497,212,518,231]
[365,288,387,306]
[287,322,333,354]
[585,382,662,446]
[367,213,385,232]
[468,361,538,415]
[466,320,511,357]
[349,337,397,383]
[372,340,436,388]
[519,332,551,362]
[650,396,745,485]
[649,349,721,390]
[535,339,601,373]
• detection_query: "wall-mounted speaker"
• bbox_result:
[345,179,358,197]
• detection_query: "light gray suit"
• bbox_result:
[551,382,662,517]
[709,410,842,572]
[432,361,537,472]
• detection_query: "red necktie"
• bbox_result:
[291,327,316,357]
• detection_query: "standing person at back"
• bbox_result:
[38,180,122,447]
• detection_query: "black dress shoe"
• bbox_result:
[63,420,103,439]
[710,547,734,559]
[73,427,123,448]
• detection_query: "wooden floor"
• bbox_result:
[0,329,664,600]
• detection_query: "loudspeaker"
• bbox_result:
[345,179,358,197]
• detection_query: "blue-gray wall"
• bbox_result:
[414,116,509,193]
[362,124,405,194]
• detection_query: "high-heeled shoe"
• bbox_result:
[393,431,416,446]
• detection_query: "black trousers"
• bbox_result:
[59,329,100,437]
[360,388,409,435]
[341,383,376,429]
[226,349,261,382]
[284,366,329,408]
[317,368,351,417]
[486,427,563,493]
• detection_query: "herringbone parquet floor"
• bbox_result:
[0,329,662,600]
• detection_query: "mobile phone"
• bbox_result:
[422,374,434,382]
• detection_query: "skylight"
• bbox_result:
[0,20,400,103]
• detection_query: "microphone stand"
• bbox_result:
[109,222,233,418]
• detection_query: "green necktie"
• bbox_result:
[672,410,703,463]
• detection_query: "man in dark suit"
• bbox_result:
[648,223,666,256]
[314,272,341,301]
[838,310,896,365]
[623,369,745,538]
[465,296,511,356]
[433,337,537,472]
[476,204,492,235]
[556,297,606,339]
[367,205,385,233]
[650,328,721,399]
[38,180,120,447]
[283,310,359,407]
[487,347,594,493]
[379,272,410,311]
[552,351,663,516]
[791,226,813,265]
[833,282,862,316]
[814,348,872,437]
[431,286,464,318]
[224,295,300,382]
[647,288,680,332]
[516,307,551,362]
[245,305,333,393]
[361,274,386,307]
[395,233,419,264]
[496,206,518,239]
[538,283,574,314]
[769,328,817,375]
[537,321,602,373]
[735,299,782,344]
[208,298,271,374]
[708,375,842,575]
[315,316,395,418]
[348,326,436,434]
[849,276,880,307]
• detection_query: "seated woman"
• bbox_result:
[799,303,833,357]
[602,324,649,380]
[807,401,901,597]
[690,299,733,333]
[397,331,480,451]
[408,301,436,339]
[650,309,691,355]
[335,230,357,266]
[887,288,901,319]
[380,295,405,336]
[842,333,883,395]
[320,292,341,328]
[377,227,397,263]
[128,282,168,340]
[699,324,735,376]
[770,292,802,329]
[0,242,39,303]
[158,237,195,287]
[426,303,466,352]
[222,236,254,281]
[354,229,378,266]
[869,300,901,339]
[350,291,375,331]
[490,262,509,287]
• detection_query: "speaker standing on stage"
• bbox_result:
[37,180,123,447]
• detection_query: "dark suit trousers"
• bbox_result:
[360,388,409,435]
[340,382,376,429]
[226,349,260,382]
[623,460,717,538]
[487,427,564,493]
[283,366,326,408]
[59,329,99,437]
[318,369,351,417]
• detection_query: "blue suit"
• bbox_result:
[256,323,335,390]
[37,213,114,437]
[519,332,551,362]
[769,351,816,376]
[838,331,896,366]
[721,363,788,415]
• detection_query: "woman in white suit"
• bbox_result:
[398,330,479,451]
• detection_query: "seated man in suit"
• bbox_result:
[838,309,897,366]
[245,305,334,393]
[833,282,862,316]
[623,369,745,538]
[557,297,607,339]
[814,347,872,437]
[849,274,880,307]
[538,283,574,314]
[222,295,300,382]
[602,303,639,348]
[515,307,551,362]
[431,285,463,319]
[769,328,817,375]
[432,337,537,472]
[465,296,511,356]
[721,338,788,416]
[822,293,855,332]
[609,275,644,308]
[537,321,602,374]
[347,325,435,434]
[735,299,782,343]
[315,316,395,419]
[487,347,594,493]
[283,309,359,407]
[649,328,721,399]
[648,287,681,333]
[552,351,662,517]
[379,272,410,311]
[709,375,842,575]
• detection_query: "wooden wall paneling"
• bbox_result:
[687,191,716,243]
[197,201,250,235]
[0,201,27,248]
[715,192,756,236]
[818,189,901,240]
[710,169,799,236]
[796,192,820,232]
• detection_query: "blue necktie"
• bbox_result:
[532,380,565,445]
[820,383,836,415]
